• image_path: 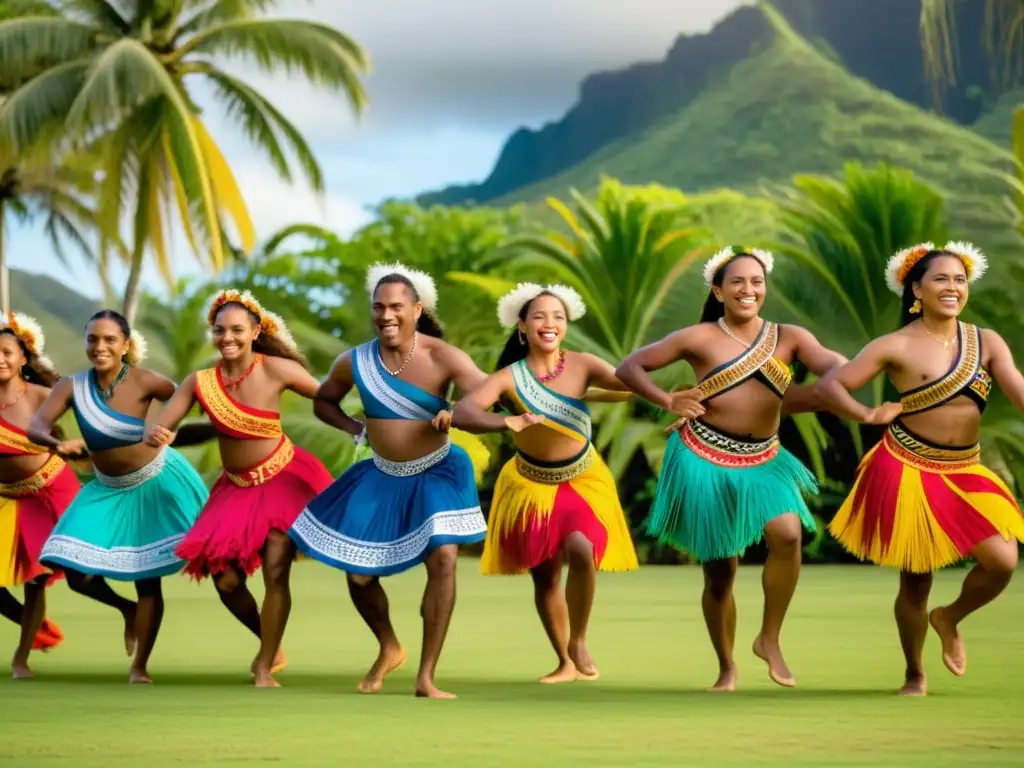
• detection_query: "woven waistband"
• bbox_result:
[95,449,166,489]
[0,454,67,498]
[226,437,295,487]
[515,446,593,485]
[373,441,449,477]
[885,421,979,471]
[680,419,779,468]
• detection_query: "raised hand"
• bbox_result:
[864,401,902,425]
[431,409,453,433]
[504,413,545,433]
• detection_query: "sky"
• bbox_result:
[6,0,754,302]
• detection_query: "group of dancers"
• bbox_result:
[1,241,1022,698]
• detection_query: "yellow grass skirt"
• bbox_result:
[481,445,639,575]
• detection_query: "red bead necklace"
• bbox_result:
[220,354,263,392]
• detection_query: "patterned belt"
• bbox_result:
[515,448,593,485]
[884,421,979,471]
[373,441,449,478]
[226,437,296,487]
[95,449,167,489]
[680,419,779,468]
[0,454,67,499]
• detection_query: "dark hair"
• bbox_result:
[494,290,566,372]
[0,329,60,387]
[87,309,130,339]
[214,301,310,370]
[699,252,767,323]
[372,274,445,339]
[898,249,962,327]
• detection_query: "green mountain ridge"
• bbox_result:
[490,5,1013,214]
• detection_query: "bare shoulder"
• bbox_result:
[426,336,471,365]
[568,351,607,369]
[26,381,53,405]
[778,323,815,343]
[263,354,306,378]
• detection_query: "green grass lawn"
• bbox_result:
[1,564,1022,766]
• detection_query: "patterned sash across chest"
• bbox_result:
[510,359,591,445]
[352,340,449,421]
[195,367,283,440]
[0,414,47,456]
[699,322,791,402]
[71,371,145,452]
[900,322,988,415]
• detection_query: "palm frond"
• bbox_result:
[0,16,98,81]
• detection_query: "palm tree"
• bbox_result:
[0,0,370,323]
[459,177,714,480]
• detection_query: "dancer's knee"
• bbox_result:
[564,532,595,570]
[135,578,161,599]
[971,536,1018,574]
[764,513,802,555]
[262,532,294,587]
[425,545,457,580]
[214,568,244,596]
[897,571,932,608]
[703,559,736,602]
[347,573,374,588]
[64,568,90,594]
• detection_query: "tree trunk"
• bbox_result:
[122,246,144,325]
[0,198,8,315]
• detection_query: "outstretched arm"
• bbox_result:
[27,378,76,453]
[579,353,633,403]
[436,343,489,397]
[267,356,321,400]
[615,329,705,420]
[984,330,1024,412]
[313,353,364,437]
[449,368,542,434]
[781,326,849,416]
[813,336,897,423]
[145,374,198,446]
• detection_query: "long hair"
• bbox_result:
[372,273,445,339]
[898,250,955,327]
[699,253,766,322]
[0,329,60,387]
[213,301,310,370]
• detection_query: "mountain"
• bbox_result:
[419,0,999,207]
[9,269,173,375]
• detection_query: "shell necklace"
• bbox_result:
[718,317,762,345]
[379,332,417,376]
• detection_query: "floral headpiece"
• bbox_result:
[366,262,438,314]
[205,289,298,353]
[884,241,988,295]
[125,329,148,366]
[497,283,587,329]
[703,245,775,286]
[0,311,57,373]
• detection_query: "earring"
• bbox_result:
[910,299,922,314]
[517,329,526,344]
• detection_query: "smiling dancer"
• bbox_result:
[146,290,333,688]
[0,313,80,676]
[447,283,663,684]
[816,242,1024,696]
[289,263,497,699]
[28,310,208,683]
[615,246,846,691]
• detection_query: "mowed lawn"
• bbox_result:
[1,563,1022,766]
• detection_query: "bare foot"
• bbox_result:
[539,661,578,684]
[271,648,287,675]
[123,609,137,657]
[128,668,152,684]
[899,674,927,697]
[753,635,795,687]
[707,663,738,692]
[253,668,280,688]
[414,679,457,699]
[11,660,34,680]
[929,608,966,676]
[568,638,599,680]
[357,645,407,694]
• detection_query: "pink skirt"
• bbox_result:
[176,439,332,578]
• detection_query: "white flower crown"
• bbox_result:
[366,262,438,314]
[703,246,775,286]
[0,311,57,373]
[883,241,987,295]
[497,282,587,329]
[125,329,148,366]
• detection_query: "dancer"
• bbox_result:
[145,289,333,687]
[446,283,657,683]
[0,312,79,675]
[815,241,1024,696]
[615,246,846,691]
[289,263,495,699]
[30,310,208,683]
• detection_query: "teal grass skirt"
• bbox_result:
[647,420,818,562]
[40,449,208,581]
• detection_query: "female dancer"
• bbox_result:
[30,310,208,683]
[147,290,333,688]
[0,312,79,675]
[448,283,650,683]
[615,246,845,691]
[816,241,1024,696]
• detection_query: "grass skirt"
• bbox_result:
[647,420,818,562]
[289,442,486,577]
[0,456,79,587]
[829,421,1024,573]
[40,449,207,581]
[177,438,332,579]
[481,445,638,575]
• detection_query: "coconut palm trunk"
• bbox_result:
[0,197,7,314]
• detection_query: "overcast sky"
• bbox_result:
[8,0,754,300]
